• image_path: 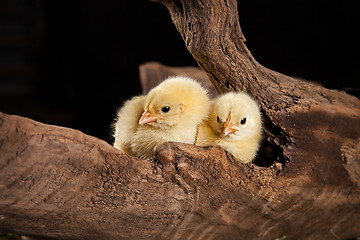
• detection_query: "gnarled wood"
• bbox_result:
[0,112,192,239]
[152,0,360,166]
[1,112,359,239]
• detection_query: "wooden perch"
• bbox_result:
[1,0,360,239]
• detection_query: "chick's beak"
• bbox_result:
[222,114,237,136]
[139,110,158,125]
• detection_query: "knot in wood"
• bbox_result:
[154,142,178,165]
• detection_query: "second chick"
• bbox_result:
[195,92,262,163]
[114,76,210,159]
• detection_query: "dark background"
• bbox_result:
[0,0,359,144]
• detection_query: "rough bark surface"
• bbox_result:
[1,0,360,239]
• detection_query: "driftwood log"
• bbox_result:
[1,0,360,239]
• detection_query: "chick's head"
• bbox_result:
[209,92,262,141]
[139,76,210,129]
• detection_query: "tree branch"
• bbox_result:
[1,109,359,239]
[153,0,360,168]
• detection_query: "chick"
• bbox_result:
[196,92,262,163]
[113,76,210,159]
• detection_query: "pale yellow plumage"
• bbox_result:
[113,76,210,159]
[196,92,262,163]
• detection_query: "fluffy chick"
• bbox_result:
[113,76,210,159]
[196,92,262,163]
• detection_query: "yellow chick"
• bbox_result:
[113,76,210,159]
[196,92,262,163]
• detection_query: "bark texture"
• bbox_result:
[1,0,360,239]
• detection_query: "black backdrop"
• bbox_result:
[0,1,358,144]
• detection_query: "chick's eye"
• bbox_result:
[161,106,171,113]
[240,117,247,125]
[216,116,220,122]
